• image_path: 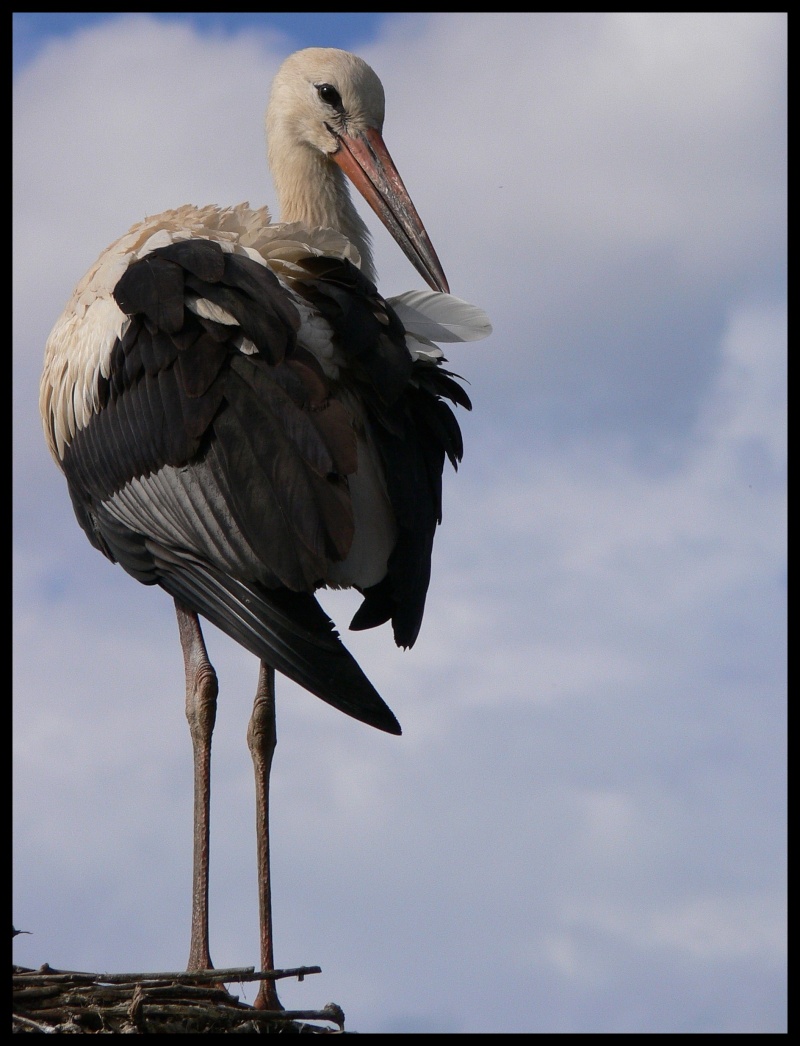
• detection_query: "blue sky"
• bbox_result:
[13,12,786,1034]
[12,12,393,75]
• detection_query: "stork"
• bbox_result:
[40,47,490,1010]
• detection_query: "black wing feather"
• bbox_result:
[62,239,399,732]
[286,256,472,650]
[61,239,470,730]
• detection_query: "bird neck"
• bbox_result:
[269,140,377,284]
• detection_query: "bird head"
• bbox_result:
[267,48,449,294]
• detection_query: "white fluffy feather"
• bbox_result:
[388,290,492,344]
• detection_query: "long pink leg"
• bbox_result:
[247,662,282,1010]
[175,601,218,973]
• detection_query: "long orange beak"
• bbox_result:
[332,126,450,294]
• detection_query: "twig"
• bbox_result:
[12,963,321,987]
[12,1013,55,1033]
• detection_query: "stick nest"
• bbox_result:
[12,964,345,1034]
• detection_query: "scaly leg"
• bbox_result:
[175,601,218,973]
[247,662,282,1010]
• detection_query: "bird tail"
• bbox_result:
[152,548,401,735]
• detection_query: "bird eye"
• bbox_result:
[316,83,343,109]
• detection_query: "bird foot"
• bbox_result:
[253,983,283,1011]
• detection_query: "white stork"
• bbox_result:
[40,47,490,1010]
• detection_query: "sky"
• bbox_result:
[13,12,786,1034]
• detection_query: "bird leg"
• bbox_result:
[247,662,282,1010]
[175,601,219,974]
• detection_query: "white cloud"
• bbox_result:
[13,13,785,1034]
